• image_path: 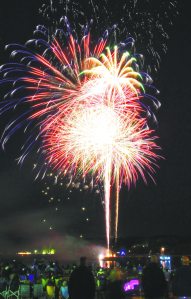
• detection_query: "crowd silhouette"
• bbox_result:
[0,254,191,298]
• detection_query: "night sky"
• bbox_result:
[0,0,191,255]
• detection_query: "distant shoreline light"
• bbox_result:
[17,248,55,256]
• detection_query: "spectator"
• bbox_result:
[60,281,69,299]
[96,268,106,291]
[142,255,167,299]
[68,256,95,299]
[172,255,191,298]
[106,266,125,299]
[96,268,106,299]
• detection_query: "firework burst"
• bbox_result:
[0,18,161,248]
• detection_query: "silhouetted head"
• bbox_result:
[150,255,158,263]
[80,256,87,266]
[181,256,190,266]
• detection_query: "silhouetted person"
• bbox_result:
[68,257,95,299]
[172,256,191,298]
[142,255,167,299]
[106,266,125,299]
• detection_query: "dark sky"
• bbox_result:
[0,0,191,254]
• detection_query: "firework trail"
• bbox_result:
[0,17,160,248]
